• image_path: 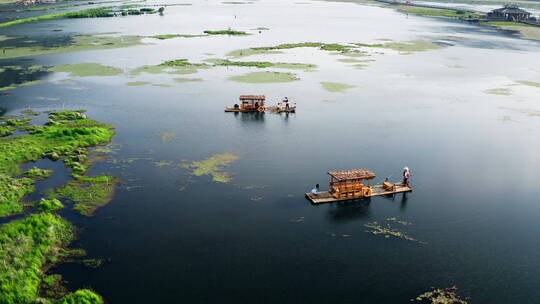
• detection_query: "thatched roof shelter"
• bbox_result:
[328,169,376,181]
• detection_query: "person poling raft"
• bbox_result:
[225,95,296,113]
[306,168,413,204]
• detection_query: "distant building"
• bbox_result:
[487,4,531,21]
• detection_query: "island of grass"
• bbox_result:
[204,29,249,35]
[0,212,103,303]
[226,42,358,58]
[0,7,161,28]
[47,175,117,216]
[396,5,480,19]
[0,110,115,217]
[205,59,316,70]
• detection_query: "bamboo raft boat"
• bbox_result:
[305,169,413,204]
[225,95,296,113]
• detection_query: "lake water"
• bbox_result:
[1,0,540,303]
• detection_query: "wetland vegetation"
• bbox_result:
[182,153,240,183]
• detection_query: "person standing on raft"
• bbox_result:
[403,167,411,186]
[283,97,289,110]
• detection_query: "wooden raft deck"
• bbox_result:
[306,183,412,204]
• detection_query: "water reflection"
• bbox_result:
[325,199,371,223]
[234,112,265,123]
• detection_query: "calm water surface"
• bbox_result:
[1,0,540,303]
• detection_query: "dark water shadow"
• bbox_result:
[325,199,371,224]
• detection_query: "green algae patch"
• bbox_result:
[413,286,468,303]
[485,88,512,96]
[364,221,426,244]
[160,131,175,143]
[227,42,356,58]
[385,217,412,226]
[320,82,357,93]
[0,175,34,217]
[229,71,299,83]
[0,80,44,91]
[174,77,203,83]
[49,63,123,77]
[0,35,144,60]
[0,213,75,303]
[183,152,240,183]
[131,59,209,76]
[383,40,441,54]
[47,176,117,216]
[154,160,174,167]
[516,80,540,88]
[204,29,249,35]
[206,59,316,71]
[36,198,64,212]
[126,81,151,86]
[151,34,206,39]
[56,289,104,304]
[23,167,53,179]
[226,48,283,58]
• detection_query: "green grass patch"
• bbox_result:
[23,167,53,179]
[203,30,248,35]
[0,213,74,303]
[0,110,114,217]
[182,153,240,183]
[56,289,104,304]
[173,77,203,83]
[206,59,316,71]
[0,175,34,217]
[131,59,209,76]
[36,198,64,212]
[47,176,117,216]
[228,71,299,83]
[49,63,123,77]
[227,42,355,58]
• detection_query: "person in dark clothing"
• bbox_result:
[283,97,289,109]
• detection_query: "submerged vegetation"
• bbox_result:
[130,59,210,76]
[49,63,123,77]
[320,82,357,93]
[229,71,299,83]
[206,59,316,71]
[485,88,512,96]
[182,153,240,183]
[0,35,144,60]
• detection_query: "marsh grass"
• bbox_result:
[0,213,74,303]
[23,167,53,179]
[36,198,64,212]
[204,30,249,35]
[47,176,117,216]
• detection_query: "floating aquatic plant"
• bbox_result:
[484,88,512,96]
[385,217,413,226]
[182,153,240,183]
[364,221,426,244]
[23,167,53,179]
[36,198,64,211]
[229,71,299,83]
[413,286,468,304]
